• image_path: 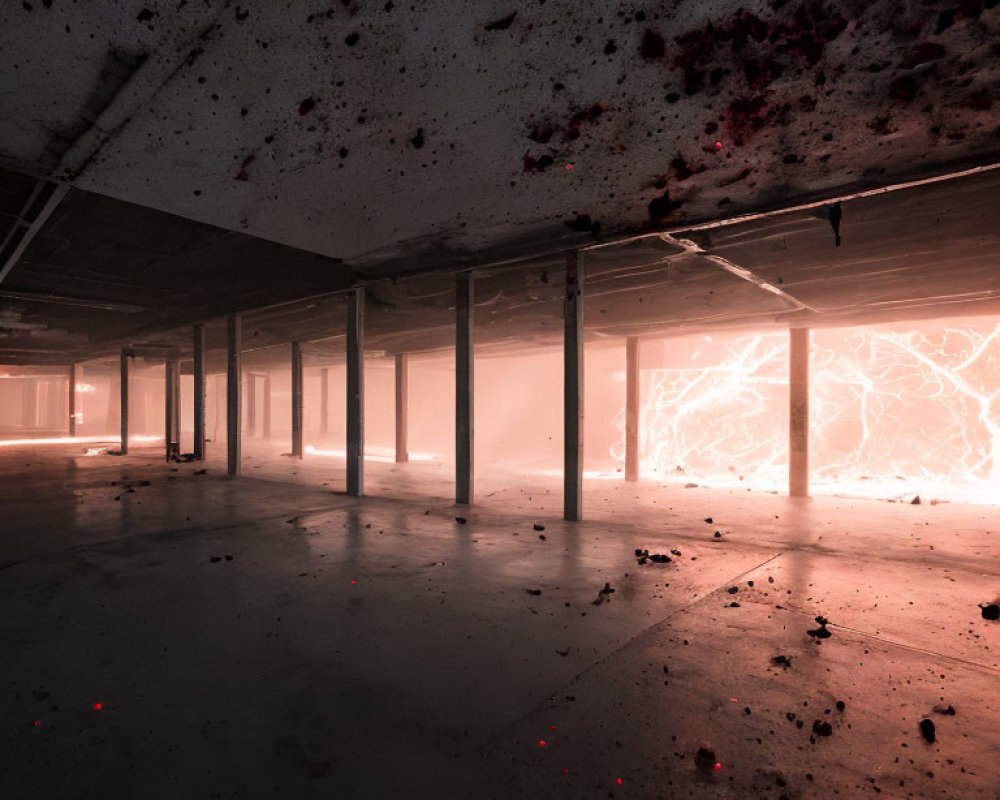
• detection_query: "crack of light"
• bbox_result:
[613,320,1000,504]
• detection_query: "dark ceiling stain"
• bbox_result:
[484,12,517,31]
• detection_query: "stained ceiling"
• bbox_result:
[0,0,999,366]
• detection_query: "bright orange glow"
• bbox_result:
[304,445,434,462]
[614,318,1000,504]
[0,435,162,448]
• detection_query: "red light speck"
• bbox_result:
[565,163,573,170]
[715,141,723,150]
[350,580,357,585]
[563,768,569,774]
[538,739,547,747]
[93,702,103,711]
[616,778,623,785]
[714,762,723,771]
[32,720,40,727]
[550,724,556,730]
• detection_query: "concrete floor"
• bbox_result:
[1,443,999,799]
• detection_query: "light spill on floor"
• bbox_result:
[0,444,997,799]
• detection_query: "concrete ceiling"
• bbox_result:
[1,0,999,365]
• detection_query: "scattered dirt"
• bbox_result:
[592,582,615,605]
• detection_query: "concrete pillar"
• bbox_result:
[625,336,640,482]
[165,358,180,460]
[246,374,256,438]
[227,313,242,477]
[170,360,180,455]
[263,374,272,440]
[789,327,810,498]
[120,349,130,454]
[22,378,36,429]
[456,273,474,505]
[395,353,409,464]
[193,324,206,460]
[563,250,584,521]
[564,251,584,521]
[68,364,77,437]
[346,289,365,496]
[291,342,304,458]
[320,367,330,435]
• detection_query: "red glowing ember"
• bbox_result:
[93,702,103,711]
[714,762,723,771]
[538,739,547,747]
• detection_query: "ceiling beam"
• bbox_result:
[0,289,144,313]
[0,180,69,287]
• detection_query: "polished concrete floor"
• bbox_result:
[1,442,999,799]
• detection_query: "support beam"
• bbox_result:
[789,327,810,498]
[564,251,584,521]
[0,289,144,313]
[320,368,330,435]
[346,289,365,496]
[395,353,409,464]
[165,358,180,460]
[0,181,69,287]
[22,378,37,429]
[263,375,272,440]
[455,274,474,505]
[291,342,304,458]
[246,373,257,437]
[68,364,77,437]
[625,336,640,482]
[193,324,206,460]
[227,314,242,477]
[120,349,130,454]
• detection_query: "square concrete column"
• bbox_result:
[455,274,474,505]
[320,367,330,435]
[165,358,180,460]
[263,374,272,440]
[625,336,640,482]
[346,288,365,496]
[227,313,242,477]
[291,341,304,458]
[120,349,130,454]
[21,378,37,429]
[789,327,810,498]
[395,353,408,463]
[68,364,77,437]
[193,324,206,460]
[564,251,584,521]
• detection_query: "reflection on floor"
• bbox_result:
[1,443,998,799]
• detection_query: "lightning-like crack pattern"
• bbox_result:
[612,318,1000,503]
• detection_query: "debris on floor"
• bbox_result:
[807,616,833,639]
[979,602,999,620]
[919,718,936,743]
[634,548,672,565]
[592,582,615,605]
